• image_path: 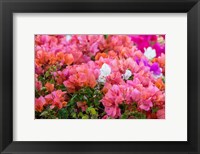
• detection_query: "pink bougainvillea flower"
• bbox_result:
[105,106,121,118]
[125,87,141,104]
[107,50,118,59]
[102,115,109,119]
[156,108,165,119]
[44,90,67,109]
[63,80,76,93]
[139,99,153,111]
[134,71,153,87]
[35,80,42,91]
[154,91,165,106]
[51,90,67,109]
[53,70,67,85]
[101,85,124,118]
[35,66,44,75]
[63,63,99,93]
[106,72,125,85]
[35,50,49,66]
[44,93,53,105]
[35,96,46,112]
[102,82,112,94]
[64,34,106,64]
[35,35,50,46]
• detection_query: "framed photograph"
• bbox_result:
[0,0,200,154]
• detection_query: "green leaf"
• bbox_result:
[41,87,47,91]
[94,99,100,106]
[40,111,48,117]
[82,115,89,119]
[132,102,137,110]
[67,94,78,106]
[45,71,51,78]
[49,78,55,84]
[162,76,165,83]
[57,108,68,119]
[78,112,83,118]
[128,75,134,80]
[35,90,40,98]
[152,107,159,113]
[104,35,108,39]
[52,65,57,71]
[71,112,77,118]
[130,111,146,119]
[119,103,126,113]
[90,108,96,115]
[57,84,67,91]
[38,75,44,81]
[121,114,128,119]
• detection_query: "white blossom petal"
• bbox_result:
[66,35,72,41]
[153,73,163,79]
[100,63,111,76]
[98,63,111,83]
[144,47,156,59]
[122,70,132,80]
[98,76,106,83]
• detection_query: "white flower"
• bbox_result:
[153,73,163,79]
[144,47,156,59]
[122,70,132,80]
[66,35,72,41]
[98,63,111,83]
[100,63,111,76]
[98,76,106,83]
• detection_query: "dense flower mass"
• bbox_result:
[35,34,165,119]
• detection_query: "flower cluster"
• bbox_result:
[35,34,165,119]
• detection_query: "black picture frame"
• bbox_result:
[0,0,200,154]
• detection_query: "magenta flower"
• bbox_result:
[150,62,162,75]
[129,35,165,57]
[152,42,165,57]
